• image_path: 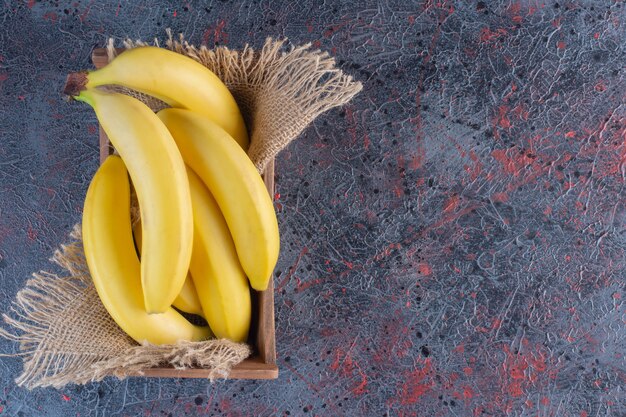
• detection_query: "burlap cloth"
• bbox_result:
[0,31,361,389]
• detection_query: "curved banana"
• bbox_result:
[158,108,279,291]
[71,46,248,149]
[133,222,203,317]
[75,89,193,314]
[187,167,251,342]
[82,155,210,345]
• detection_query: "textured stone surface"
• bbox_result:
[1,0,625,416]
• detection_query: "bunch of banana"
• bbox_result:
[68,46,280,345]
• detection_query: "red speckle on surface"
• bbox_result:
[399,358,433,405]
[593,32,600,39]
[464,150,483,181]
[202,20,228,45]
[408,15,415,25]
[491,147,540,179]
[557,41,566,49]
[508,2,523,23]
[463,386,474,399]
[330,348,369,396]
[408,149,424,171]
[275,246,309,292]
[62,394,71,401]
[27,0,36,9]
[27,226,38,241]
[295,277,324,293]
[345,106,357,145]
[594,81,606,92]
[463,367,473,376]
[352,368,368,395]
[581,411,588,417]
[565,130,576,138]
[417,263,432,276]
[491,149,514,174]
[78,0,94,23]
[43,11,58,22]
[496,105,511,129]
[323,19,350,38]
[305,19,314,33]
[491,192,509,203]
[511,104,528,122]
[479,27,508,44]
[491,318,503,330]
[540,397,550,406]
[443,194,460,213]
[87,124,97,134]
[173,10,177,17]
[214,19,228,45]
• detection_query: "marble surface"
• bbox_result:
[0,1,624,416]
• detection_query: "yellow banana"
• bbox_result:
[82,155,210,345]
[133,222,204,317]
[73,46,248,149]
[158,108,279,291]
[75,89,193,314]
[187,167,251,342]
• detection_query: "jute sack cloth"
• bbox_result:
[0,32,362,389]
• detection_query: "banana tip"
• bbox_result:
[63,72,88,98]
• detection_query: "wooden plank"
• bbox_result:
[98,127,111,164]
[257,159,277,365]
[92,48,120,69]
[138,356,278,380]
[91,48,278,379]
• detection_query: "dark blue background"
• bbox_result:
[1,1,624,416]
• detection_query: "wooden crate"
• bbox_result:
[91,48,278,380]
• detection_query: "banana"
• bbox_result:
[158,108,279,291]
[82,155,211,345]
[187,167,251,342]
[69,46,248,149]
[133,222,204,317]
[75,89,193,314]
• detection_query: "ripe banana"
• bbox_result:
[82,155,211,345]
[158,108,279,291]
[73,46,248,149]
[133,222,204,317]
[187,167,251,342]
[75,89,193,314]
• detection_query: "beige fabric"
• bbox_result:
[0,226,251,389]
[0,31,361,389]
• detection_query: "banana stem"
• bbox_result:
[63,72,89,98]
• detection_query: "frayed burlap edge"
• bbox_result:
[109,29,363,172]
[0,226,251,389]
